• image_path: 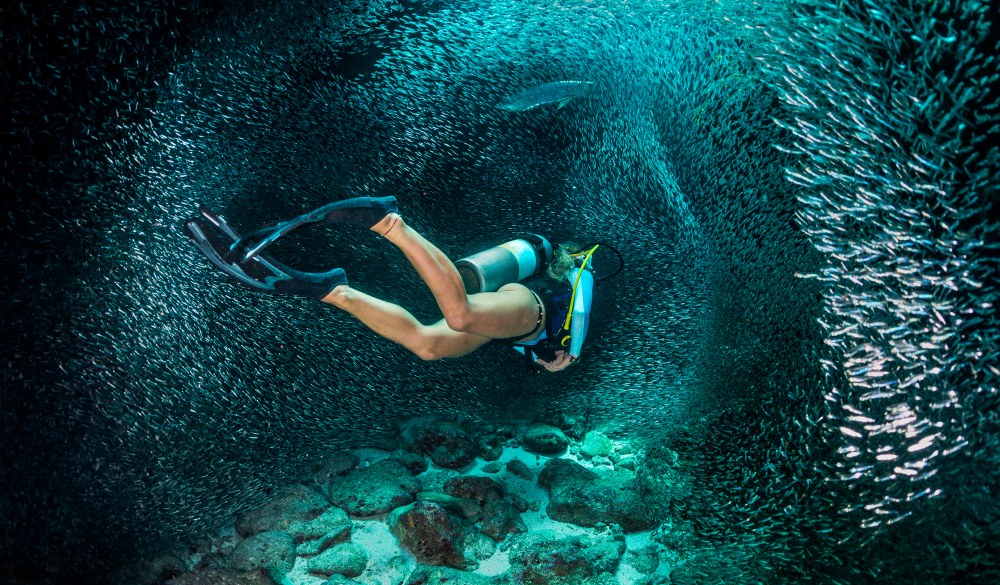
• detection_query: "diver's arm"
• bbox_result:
[567,268,595,361]
[516,267,595,372]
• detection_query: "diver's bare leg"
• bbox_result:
[321,285,492,360]
[371,213,539,338]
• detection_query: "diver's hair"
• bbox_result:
[547,242,581,280]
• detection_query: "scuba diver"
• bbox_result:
[184,196,600,372]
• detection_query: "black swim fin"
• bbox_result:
[184,206,347,300]
[234,196,399,262]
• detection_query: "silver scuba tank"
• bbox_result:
[455,234,553,293]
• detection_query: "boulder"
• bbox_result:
[306,542,369,579]
[539,457,598,486]
[293,507,353,556]
[229,531,296,580]
[166,568,274,585]
[409,566,499,585]
[439,475,525,540]
[506,529,625,585]
[376,555,418,585]
[401,418,480,468]
[507,492,530,513]
[538,458,661,532]
[626,544,660,574]
[524,412,586,441]
[636,447,693,503]
[493,423,516,439]
[592,455,614,468]
[325,459,421,517]
[388,449,429,475]
[465,530,498,560]
[479,499,526,541]
[481,461,502,474]
[581,431,613,458]
[312,452,360,485]
[479,434,505,462]
[388,501,472,569]
[418,491,482,520]
[443,476,503,504]
[523,424,569,455]
[235,485,330,537]
[506,459,533,480]
[653,520,697,552]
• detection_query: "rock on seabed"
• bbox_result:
[142,416,698,585]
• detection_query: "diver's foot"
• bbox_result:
[371,212,401,237]
[320,282,349,304]
[273,266,348,299]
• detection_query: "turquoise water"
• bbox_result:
[3,0,997,582]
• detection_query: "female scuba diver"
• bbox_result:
[184,196,596,372]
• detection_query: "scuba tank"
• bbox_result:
[455,234,553,293]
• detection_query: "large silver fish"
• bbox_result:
[497,80,595,112]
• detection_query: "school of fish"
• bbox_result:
[2,0,997,582]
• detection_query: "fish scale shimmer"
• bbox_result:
[2,0,997,583]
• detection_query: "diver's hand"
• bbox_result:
[537,350,574,372]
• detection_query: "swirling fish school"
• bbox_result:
[4,0,997,583]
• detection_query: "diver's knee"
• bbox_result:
[414,343,445,361]
[443,308,474,332]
